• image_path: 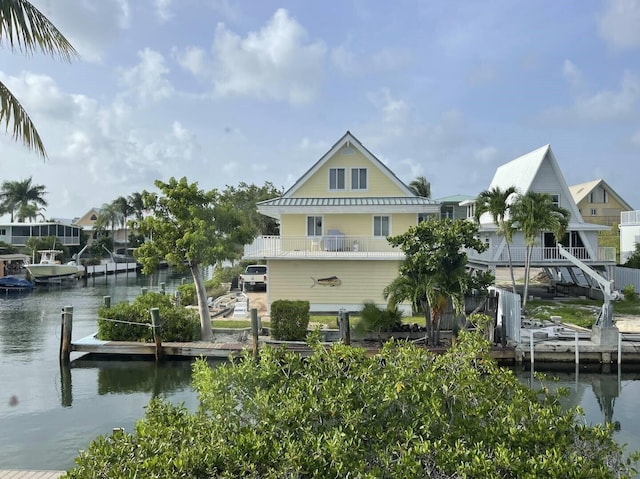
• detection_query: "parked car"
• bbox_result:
[239,265,267,292]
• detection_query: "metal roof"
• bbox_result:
[258,196,439,207]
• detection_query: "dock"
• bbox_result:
[0,471,64,478]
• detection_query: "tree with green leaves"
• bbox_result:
[0,177,48,222]
[385,218,494,345]
[220,181,283,236]
[625,243,640,269]
[135,177,255,340]
[65,331,638,478]
[408,175,431,198]
[510,191,570,311]
[474,186,518,294]
[0,0,77,158]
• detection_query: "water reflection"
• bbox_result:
[518,367,640,433]
[59,357,226,408]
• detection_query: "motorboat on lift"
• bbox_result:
[25,250,81,284]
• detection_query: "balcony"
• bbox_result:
[621,210,640,225]
[465,246,617,265]
[243,235,403,260]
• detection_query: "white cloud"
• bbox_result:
[367,88,410,124]
[544,71,640,122]
[562,60,584,90]
[154,0,174,23]
[598,0,640,49]
[212,8,327,105]
[32,0,131,63]
[175,46,208,76]
[118,48,174,103]
[331,46,360,76]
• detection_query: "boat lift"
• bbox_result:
[556,244,619,345]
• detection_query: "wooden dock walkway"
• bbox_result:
[0,471,64,478]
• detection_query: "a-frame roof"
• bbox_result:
[283,130,415,197]
[485,144,600,228]
[569,179,633,211]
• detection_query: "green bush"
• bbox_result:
[623,284,638,302]
[98,292,200,342]
[270,300,310,340]
[354,301,403,334]
[65,331,639,478]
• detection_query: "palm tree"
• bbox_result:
[0,0,77,158]
[510,192,570,311]
[408,176,431,198]
[474,186,518,294]
[0,177,48,222]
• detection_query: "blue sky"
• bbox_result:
[1,0,639,219]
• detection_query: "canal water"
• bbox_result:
[1,270,639,472]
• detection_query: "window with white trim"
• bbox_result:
[373,215,390,237]
[351,168,367,190]
[550,194,559,207]
[307,216,323,236]
[591,208,597,216]
[329,168,345,191]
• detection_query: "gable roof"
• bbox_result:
[569,179,633,211]
[484,144,597,228]
[437,194,475,204]
[283,131,415,197]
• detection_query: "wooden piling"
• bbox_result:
[342,312,351,345]
[103,296,111,308]
[251,308,259,358]
[150,308,163,362]
[160,282,166,294]
[59,306,73,365]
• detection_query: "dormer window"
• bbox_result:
[351,168,367,190]
[329,168,345,191]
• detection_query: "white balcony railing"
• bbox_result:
[621,210,640,225]
[244,236,617,264]
[243,235,403,259]
[465,246,616,263]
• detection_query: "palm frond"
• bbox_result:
[0,80,46,157]
[0,0,78,60]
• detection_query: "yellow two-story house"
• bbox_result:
[243,131,440,313]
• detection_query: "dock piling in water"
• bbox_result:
[59,306,73,365]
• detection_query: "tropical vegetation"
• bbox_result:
[97,291,199,342]
[0,0,77,158]
[474,186,518,293]
[135,177,256,340]
[385,218,494,345]
[0,177,48,222]
[64,330,638,478]
[510,191,570,311]
[408,175,431,198]
[625,243,640,269]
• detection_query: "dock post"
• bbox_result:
[251,308,259,359]
[618,331,622,367]
[103,296,111,309]
[342,312,351,345]
[160,282,166,295]
[174,291,181,308]
[59,306,73,365]
[141,287,148,296]
[575,332,579,365]
[150,308,163,362]
[529,334,534,367]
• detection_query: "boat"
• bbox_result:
[0,275,33,293]
[26,250,81,284]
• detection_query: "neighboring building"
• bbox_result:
[569,179,633,227]
[437,194,475,220]
[0,222,82,247]
[469,145,615,284]
[243,131,440,313]
[620,210,640,264]
[75,207,129,247]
